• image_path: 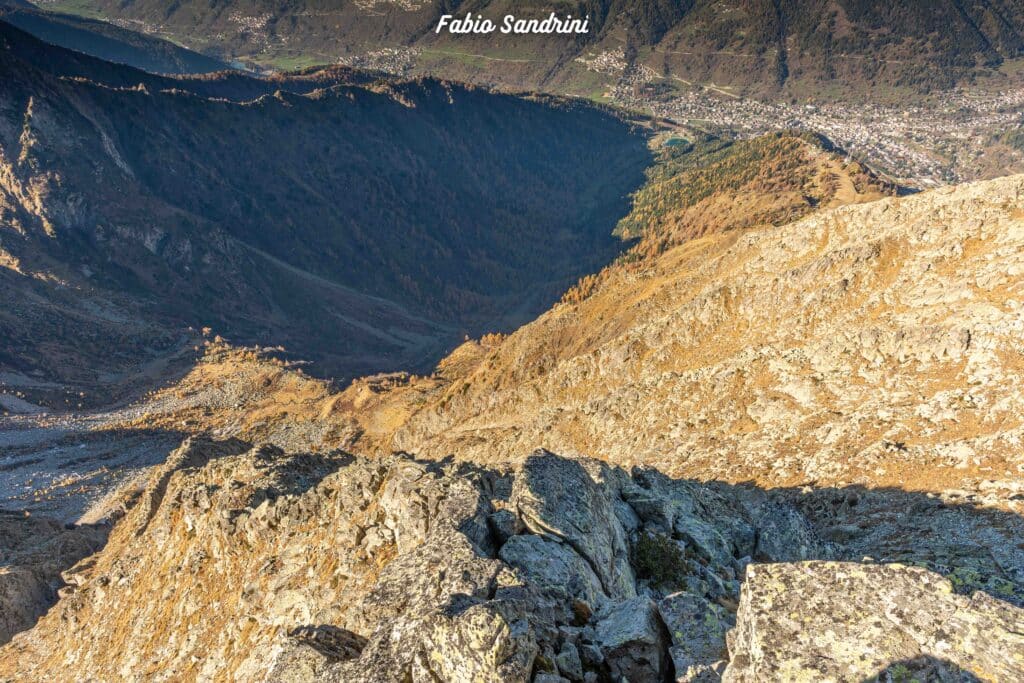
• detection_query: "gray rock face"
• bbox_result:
[511,451,637,599]
[499,534,606,609]
[752,501,837,562]
[554,640,584,681]
[724,562,1024,682]
[1,440,1022,683]
[658,592,730,682]
[268,626,366,682]
[589,597,669,681]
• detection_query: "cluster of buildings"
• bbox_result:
[339,47,419,76]
[614,79,1024,187]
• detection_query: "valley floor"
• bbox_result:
[0,411,180,522]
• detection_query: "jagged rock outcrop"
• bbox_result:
[0,441,759,680]
[2,438,1022,682]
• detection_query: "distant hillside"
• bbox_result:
[36,0,1024,97]
[0,3,228,73]
[0,21,650,401]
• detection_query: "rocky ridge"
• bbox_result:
[1,439,1021,681]
[48,171,1024,529]
[344,174,1024,501]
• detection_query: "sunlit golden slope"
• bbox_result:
[376,174,1024,498]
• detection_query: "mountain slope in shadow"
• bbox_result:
[0,20,651,399]
[41,0,1024,97]
[0,3,228,74]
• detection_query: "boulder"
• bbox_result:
[554,640,584,681]
[499,534,607,609]
[412,601,538,683]
[512,451,636,599]
[724,561,1024,682]
[590,597,669,681]
[658,592,730,682]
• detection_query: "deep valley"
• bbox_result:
[1,19,650,403]
[2,5,1024,682]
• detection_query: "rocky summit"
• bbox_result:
[1,439,1021,681]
